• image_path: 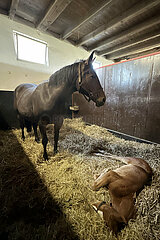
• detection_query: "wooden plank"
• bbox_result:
[77,0,160,46]
[88,15,160,51]
[9,0,20,20]
[106,36,160,60]
[14,15,35,28]
[117,48,160,60]
[36,0,73,31]
[98,29,160,56]
[62,0,113,39]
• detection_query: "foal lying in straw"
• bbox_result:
[92,155,153,234]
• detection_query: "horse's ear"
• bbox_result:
[85,51,95,65]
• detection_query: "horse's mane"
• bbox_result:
[48,61,84,87]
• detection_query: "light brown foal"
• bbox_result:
[92,156,153,234]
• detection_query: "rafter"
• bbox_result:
[116,48,160,61]
[9,0,19,20]
[62,0,113,39]
[88,15,160,52]
[106,36,160,60]
[36,0,73,31]
[97,29,160,56]
[76,0,160,46]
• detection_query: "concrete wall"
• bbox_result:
[0,14,111,91]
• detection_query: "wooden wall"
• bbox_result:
[73,53,160,143]
[0,91,19,129]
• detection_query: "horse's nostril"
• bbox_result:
[103,97,106,103]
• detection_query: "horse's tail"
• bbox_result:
[13,86,19,110]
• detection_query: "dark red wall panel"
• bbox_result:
[73,53,160,143]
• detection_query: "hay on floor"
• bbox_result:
[0,118,159,240]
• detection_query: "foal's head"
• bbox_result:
[77,52,106,107]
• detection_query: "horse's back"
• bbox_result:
[14,83,37,117]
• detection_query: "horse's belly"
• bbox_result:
[17,92,34,117]
[18,104,33,117]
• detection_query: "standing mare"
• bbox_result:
[14,52,106,160]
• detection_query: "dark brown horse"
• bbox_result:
[14,52,106,160]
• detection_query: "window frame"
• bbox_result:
[13,31,48,65]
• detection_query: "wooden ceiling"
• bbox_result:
[1,0,160,62]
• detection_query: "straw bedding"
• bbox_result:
[0,118,159,240]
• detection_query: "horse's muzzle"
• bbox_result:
[96,96,106,107]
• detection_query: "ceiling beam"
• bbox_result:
[88,15,160,52]
[117,48,160,61]
[97,29,160,56]
[14,15,35,28]
[62,0,113,39]
[36,0,73,31]
[9,0,19,20]
[76,0,160,46]
[106,36,160,60]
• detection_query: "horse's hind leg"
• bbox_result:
[19,117,25,141]
[92,170,121,191]
[33,122,40,143]
[54,117,63,154]
[39,124,48,160]
[54,124,59,154]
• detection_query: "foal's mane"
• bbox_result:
[48,61,84,87]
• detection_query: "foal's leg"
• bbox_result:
[54,116,63,154]
[92,170,121,191]
[39,124,48,160]
[33,122,40,143]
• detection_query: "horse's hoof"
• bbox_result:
[43,153,48,161]
[54,150,58,155]
[35,138,40,143]
[22,137,25,141]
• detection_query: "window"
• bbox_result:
[13,31,48,65]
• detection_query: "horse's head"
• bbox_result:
[77,52,106,107]
[92,201,126,234]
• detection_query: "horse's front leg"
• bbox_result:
[33,122,40,143]
[39,124,48,160]
[54,116,63,154]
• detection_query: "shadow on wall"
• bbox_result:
[0,130,79,240]
[0,91,19,129]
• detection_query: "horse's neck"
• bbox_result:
[49,63,78,96]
